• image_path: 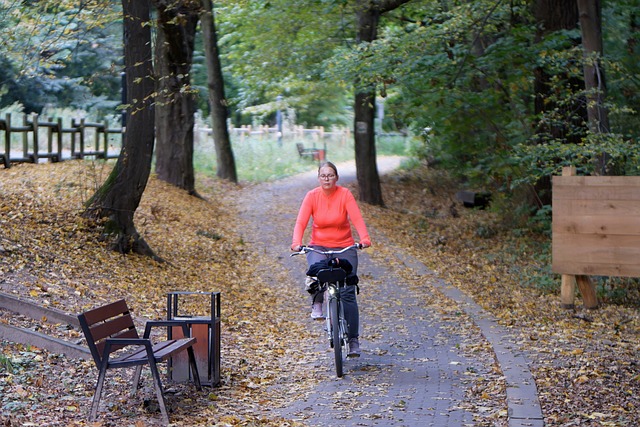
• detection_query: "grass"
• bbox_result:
[194,132,414,182]
[0,354,14,374]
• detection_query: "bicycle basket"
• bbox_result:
[316,268,347,284]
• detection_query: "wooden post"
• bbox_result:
[31,113,39,163]
[576,275,599,309]
[22,114,29,159]
[559,166,599,309]
[561,275,576,309]
[46,117,53,155]
[70,118,77,158]
[3,113,10,167]
[560,166,577,308]
[103,120,109,155]
[76,118,85,159]
[56,118,63,161]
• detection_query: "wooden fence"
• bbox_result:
[195,124,352,144]
[0,113,360,169]
[0,113,122,168]
[1,113,406,169]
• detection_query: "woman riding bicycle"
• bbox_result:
[291,161,371,357]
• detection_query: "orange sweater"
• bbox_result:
[292,185,371,248]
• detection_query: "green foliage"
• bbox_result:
[512,133,640,188]
[215,0,352,127]
[594,277,640,306]
[4,0,640,224]
[377,134,413,156]
[602,1,640,137]
[325,0,537,188]
[0,354,15,374]
[321,0,640,207]
[0,0,121,115]
[526,205,553,237]
[0,56,49,113]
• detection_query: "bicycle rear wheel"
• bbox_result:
[329,297,343,377]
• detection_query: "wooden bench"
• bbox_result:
[77,299,202,425]
[296,142,320,160]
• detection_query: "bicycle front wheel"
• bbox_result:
[329,297,343,377]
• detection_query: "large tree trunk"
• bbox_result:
[352,0,411,206]
[354,87,383,206]
[354,4,383,206]
[201,0,237,183]
[154,0,201,193]
[83,0,157,258]
[577,0,610,174]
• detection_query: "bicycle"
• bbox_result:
[291,244,361,377]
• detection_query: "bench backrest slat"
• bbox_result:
[78,299,141,368]
[88,314,137,342]
[81,299,129,325]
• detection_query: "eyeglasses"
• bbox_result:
[319,174,336,180]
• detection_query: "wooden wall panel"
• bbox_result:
[552,176,640,277]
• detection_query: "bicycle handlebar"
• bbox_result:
[290,243,362,257]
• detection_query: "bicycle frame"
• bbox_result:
[316,267,349,376]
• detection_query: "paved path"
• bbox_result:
[235,157,543,427]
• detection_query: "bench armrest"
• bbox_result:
[143,320,190,339]
[102,337,154,365]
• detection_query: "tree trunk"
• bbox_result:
[577,0,610,174]
[352,0,411,206]
[154,0,201,193]
[353,2,381,207]
[83,0,157,259]
[201,0,237,183]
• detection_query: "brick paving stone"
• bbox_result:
[239,158,543,427]
[276,252,492,427]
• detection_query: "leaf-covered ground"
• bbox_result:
[0,160,638,426]
[363,167,640,427]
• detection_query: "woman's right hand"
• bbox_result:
[291,244,302,252]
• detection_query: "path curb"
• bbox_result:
[0,292,80,327]
[0,323,90,359]
[396,252,544,427]
[0,291,90,360]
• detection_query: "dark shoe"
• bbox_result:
[311,302,324,320]
[348,338,360,357]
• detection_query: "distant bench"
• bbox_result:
[296,142,320,160]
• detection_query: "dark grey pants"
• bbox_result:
[307,246,359,339]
